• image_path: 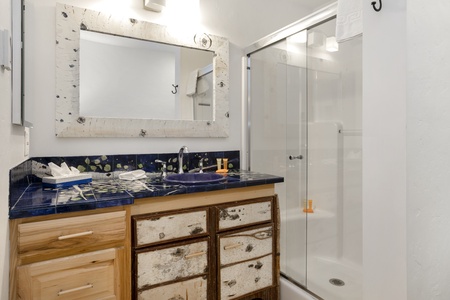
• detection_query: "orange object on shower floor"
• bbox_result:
[303,199,314,213]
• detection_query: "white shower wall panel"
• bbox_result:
[307,121,342,259]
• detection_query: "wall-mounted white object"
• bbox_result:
[12,0,24,126]
[326,36,339,52]
[0,29,11,71]
[308,31,325,48]
[144,0,166,12]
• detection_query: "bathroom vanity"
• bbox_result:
[9,166,282,300]
[130,187,279,300]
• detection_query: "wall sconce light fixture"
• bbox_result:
[144,0,166,12]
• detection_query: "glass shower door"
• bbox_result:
[249,32,308,287]
[248,14,362,300]
[284,31,308,287]
[305,19,362,300]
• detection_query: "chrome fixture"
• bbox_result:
[198,158,204,173]
[155,159,167,178]
[178,146,189,174]
[289,155,303,160]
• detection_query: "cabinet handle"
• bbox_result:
[223,243,242,250]
[58,230,93,240]
[58,283,93,296]
[184,251,206,259]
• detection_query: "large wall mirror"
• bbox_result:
[56,3,229,137]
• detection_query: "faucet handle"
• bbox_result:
[198,158,204,173]
[155,159,167,178]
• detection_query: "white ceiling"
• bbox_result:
[199,0,334,47]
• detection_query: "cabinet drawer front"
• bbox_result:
[136,240,208,289]
[137,276,207,300]
[220,254,273,300]
[18,248,121,300]
[18,211,126,263]
[134,208,208,247]
[217,199,272,230]
[219,226,273,266]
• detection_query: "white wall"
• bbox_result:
[25,0,238,156]
[0,1,29,299]
[24,0,320,157]
[363,1,407,299]
[407,1,450,299]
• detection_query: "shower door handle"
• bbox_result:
[289,155,303,160]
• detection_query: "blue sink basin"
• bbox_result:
[164,173,226,185]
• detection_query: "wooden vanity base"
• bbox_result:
[10,185,280,300]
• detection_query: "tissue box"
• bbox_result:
[42,174,92,188]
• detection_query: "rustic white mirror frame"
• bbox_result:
[55,3,229,137]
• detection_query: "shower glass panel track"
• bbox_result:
[246,6,362,300]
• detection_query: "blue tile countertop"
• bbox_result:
[9,170,284,219]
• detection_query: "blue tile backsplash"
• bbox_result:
[9,150,283,219]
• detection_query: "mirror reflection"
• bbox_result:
[80,30,215,121]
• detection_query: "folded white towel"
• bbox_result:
[336,0,363,43]
[186,69,198,96]
[119,170,147,181]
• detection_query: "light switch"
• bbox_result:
[24,127,30,157]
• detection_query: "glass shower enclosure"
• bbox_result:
[246,5,362,300]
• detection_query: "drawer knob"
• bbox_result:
[58,230,93,240]
[184,251,206,259]
[58,283,93,296]
[223,243,242,250]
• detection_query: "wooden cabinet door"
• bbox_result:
[17,248,124,300]
[135,238,209,291]
[133,208,208,247]
[220,255,273,300]
[218,225,273,266]
[216,199,273,231]
[18,211,126,264]
[137,277,207,300]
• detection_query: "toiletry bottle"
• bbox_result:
[223,158,228,170]
[216,158,222,170]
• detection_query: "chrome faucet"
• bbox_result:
[178,146,189,174]
[155,159,167,178]
[198,158,204,173]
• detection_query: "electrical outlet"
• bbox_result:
[24,127,30,156]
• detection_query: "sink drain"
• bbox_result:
[329,278,345,287]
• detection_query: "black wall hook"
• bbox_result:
[171,84,178,94]
[371,0,382,12]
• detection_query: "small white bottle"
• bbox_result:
[216,158,222,170]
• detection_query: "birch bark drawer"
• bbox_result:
[17,247,123,300]
[220,254,273,300]
[219,225,273,266]
[133,208,208,247]
[217,198,272,230]
[17,211,126,264]
[135,238,209,290]
[137,276,207,300]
